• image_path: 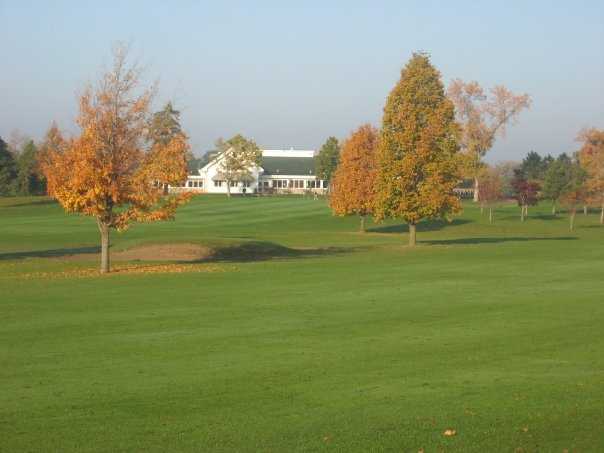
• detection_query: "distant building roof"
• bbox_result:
[261,156,315,176]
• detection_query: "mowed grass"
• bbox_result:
[1,195,603,452]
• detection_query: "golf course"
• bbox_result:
[1,195,603,452]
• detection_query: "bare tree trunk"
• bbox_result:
[583,205,588,215]
[97,219,110,273]
[489,207,493,224]
[520,205,525,222]
[226,180,231,198]
[480,203,484,215]
[601,204,604,225]
[552,203,556,215]
[473,177,479,202]
[408,223,417,247]
[359,215,366,233]
[570,209,576,232]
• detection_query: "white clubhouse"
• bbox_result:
[175,148,328,195]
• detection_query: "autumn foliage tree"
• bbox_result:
[374,53,462,246]
[577,128,604,224]
[329,124,379,232]
[41,45,191,273]
[511,170,539,221]
[477,167,504,223]
[215,134,262,197]
[560,161,587,231]
[447,79,531,202]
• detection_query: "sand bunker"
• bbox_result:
[111,243,212,262]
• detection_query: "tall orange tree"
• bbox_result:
[329,124,379,232]
[447,79,530,202]
[374,53,462,246]
[42,45,191,273]
[577,128,604,224]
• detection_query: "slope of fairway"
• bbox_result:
[1,196,603,452]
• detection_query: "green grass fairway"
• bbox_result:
[1,195,603,452]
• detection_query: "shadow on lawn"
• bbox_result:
[423,236,577,245]
[1,198,56,208]
[200,241,363,263]
[0,246,100,261]
[367,218,470,234]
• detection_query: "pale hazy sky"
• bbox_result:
[1,1,603,162]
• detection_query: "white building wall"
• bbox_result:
[173,148,325,195]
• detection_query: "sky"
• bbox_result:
[0,0,603,162]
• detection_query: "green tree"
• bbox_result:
[16,140,46,195]
[216,135,262,197]
[149,102,183,145]
[374,53,462,246]
[0,137,17,195]
[150,102,194,181]
[542,153,571,214]
[520,151,551,182]
[315,136,340,185]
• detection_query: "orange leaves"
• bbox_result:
[374,53,462,228]
[12,263,235,280]
[41,44,192,272]
[577,128,604,208]
[329,124,379,220]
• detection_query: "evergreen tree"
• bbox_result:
[149,102,183,145]
[315,137,340,184]
[0,137,17,195]
[16,140,46,195]
[520,151,553,182]
[374,53,462,246]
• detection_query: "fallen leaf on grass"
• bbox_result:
[443,429,457,436]
[13,263,237,279]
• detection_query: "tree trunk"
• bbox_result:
[359,215,366,233]
[226,181,231,198]
[583,205,588,215]
[552,203,556,215]
[570,209,576,232]
[473,177,479,202]
[489,207,493,224]
[520,205,525,222]
[408,223,417,247]
[480,203,484,215]
[97,219,110,273]
[601,204,604,225]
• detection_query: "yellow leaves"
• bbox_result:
[443,428,457,437]
[12,263,236,280]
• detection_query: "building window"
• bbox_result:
[214,180,223,187]
[230,181,237,187]
[242,181,251,188]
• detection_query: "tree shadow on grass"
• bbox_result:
[198,241,363,263]
[0,246,100,261]
[423,236,577,245]
[2,198,56,208]
[367,218,471,234]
